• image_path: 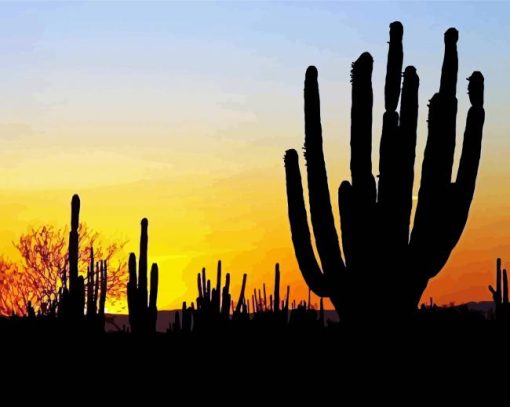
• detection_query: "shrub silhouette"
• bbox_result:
[284,22,485,321]
[0,220,127,316]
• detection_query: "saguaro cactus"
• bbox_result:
[284,22,485,321]
[233,272,248,317]
[61,194,85,320]
[195,260,248,328]
[489,258,509,320]
[127,218,159,334]
[86,246,108,330]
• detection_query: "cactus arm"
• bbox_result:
[235,273,247,314]
[504,269,508,305]
[303,66,346,280]
[434,29,459,189]
[197,272,203,301]
[149,263,158,310]
[490,258,504,319]
[127,253,137,329]
[284,149,330,297]
[221,272,231,316]
[86,247,93,317]
[343,52,377,282]
[440,28,459,98]
[489,285,497,301]
[274,263,280,312]
[206,279,211,303]
[497,258,502,304]
[263,283,267,309]
[148,263,158,332]
[398,66,419,240]
[99,261,107,318]
[378,22,404,210]
[350,53,376,203]
[409,29,463,283]
[451,72,485,230]
[412,71,484,281]
[215,260,222,313]
[69,194,80,294]
[419,28,459,197]
[93,261,100,314]
[283,285,290,315]
[201,268,207,303]
[138,218,149,310]
[338,181,354,269]
[378,63,420,262]
[489,259,501,304]
[385,21,403,112]
[128,253,137,287]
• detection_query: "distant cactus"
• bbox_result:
[127,218,159,334]
[233,273,248,319]
[54,195,110,331]
[489,258,509,320]
[85,247,108,330]
[284,22,485,320]
[195,261,227,325]
[274,263,280,313]
[194,260,248,329]
[59,194,85,321]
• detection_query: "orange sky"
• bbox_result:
[1,2,510,312]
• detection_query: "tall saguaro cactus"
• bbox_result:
[284,22,485,321]
[127,218,159,334]
[62,194,85,320]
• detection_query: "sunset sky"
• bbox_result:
[1,1,510,311]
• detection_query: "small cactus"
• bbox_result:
[127,218,159,334]
[489,258,509,320]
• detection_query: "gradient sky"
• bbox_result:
[1,1,509,311]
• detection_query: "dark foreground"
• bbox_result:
[0,317,507,398]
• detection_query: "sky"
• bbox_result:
[0,1,509,311]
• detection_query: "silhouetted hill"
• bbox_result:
[463,300,494,315]
[105,310,341,332]
[105,304,494,332]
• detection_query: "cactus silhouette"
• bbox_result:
[194,260,248,329]
[489,258,509,321]
[233,272,248,318]
[127,218,159,334]
[58,194,86,321]
[284,22,485,320]
[273,263,280,313]
[86,247,108,330]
